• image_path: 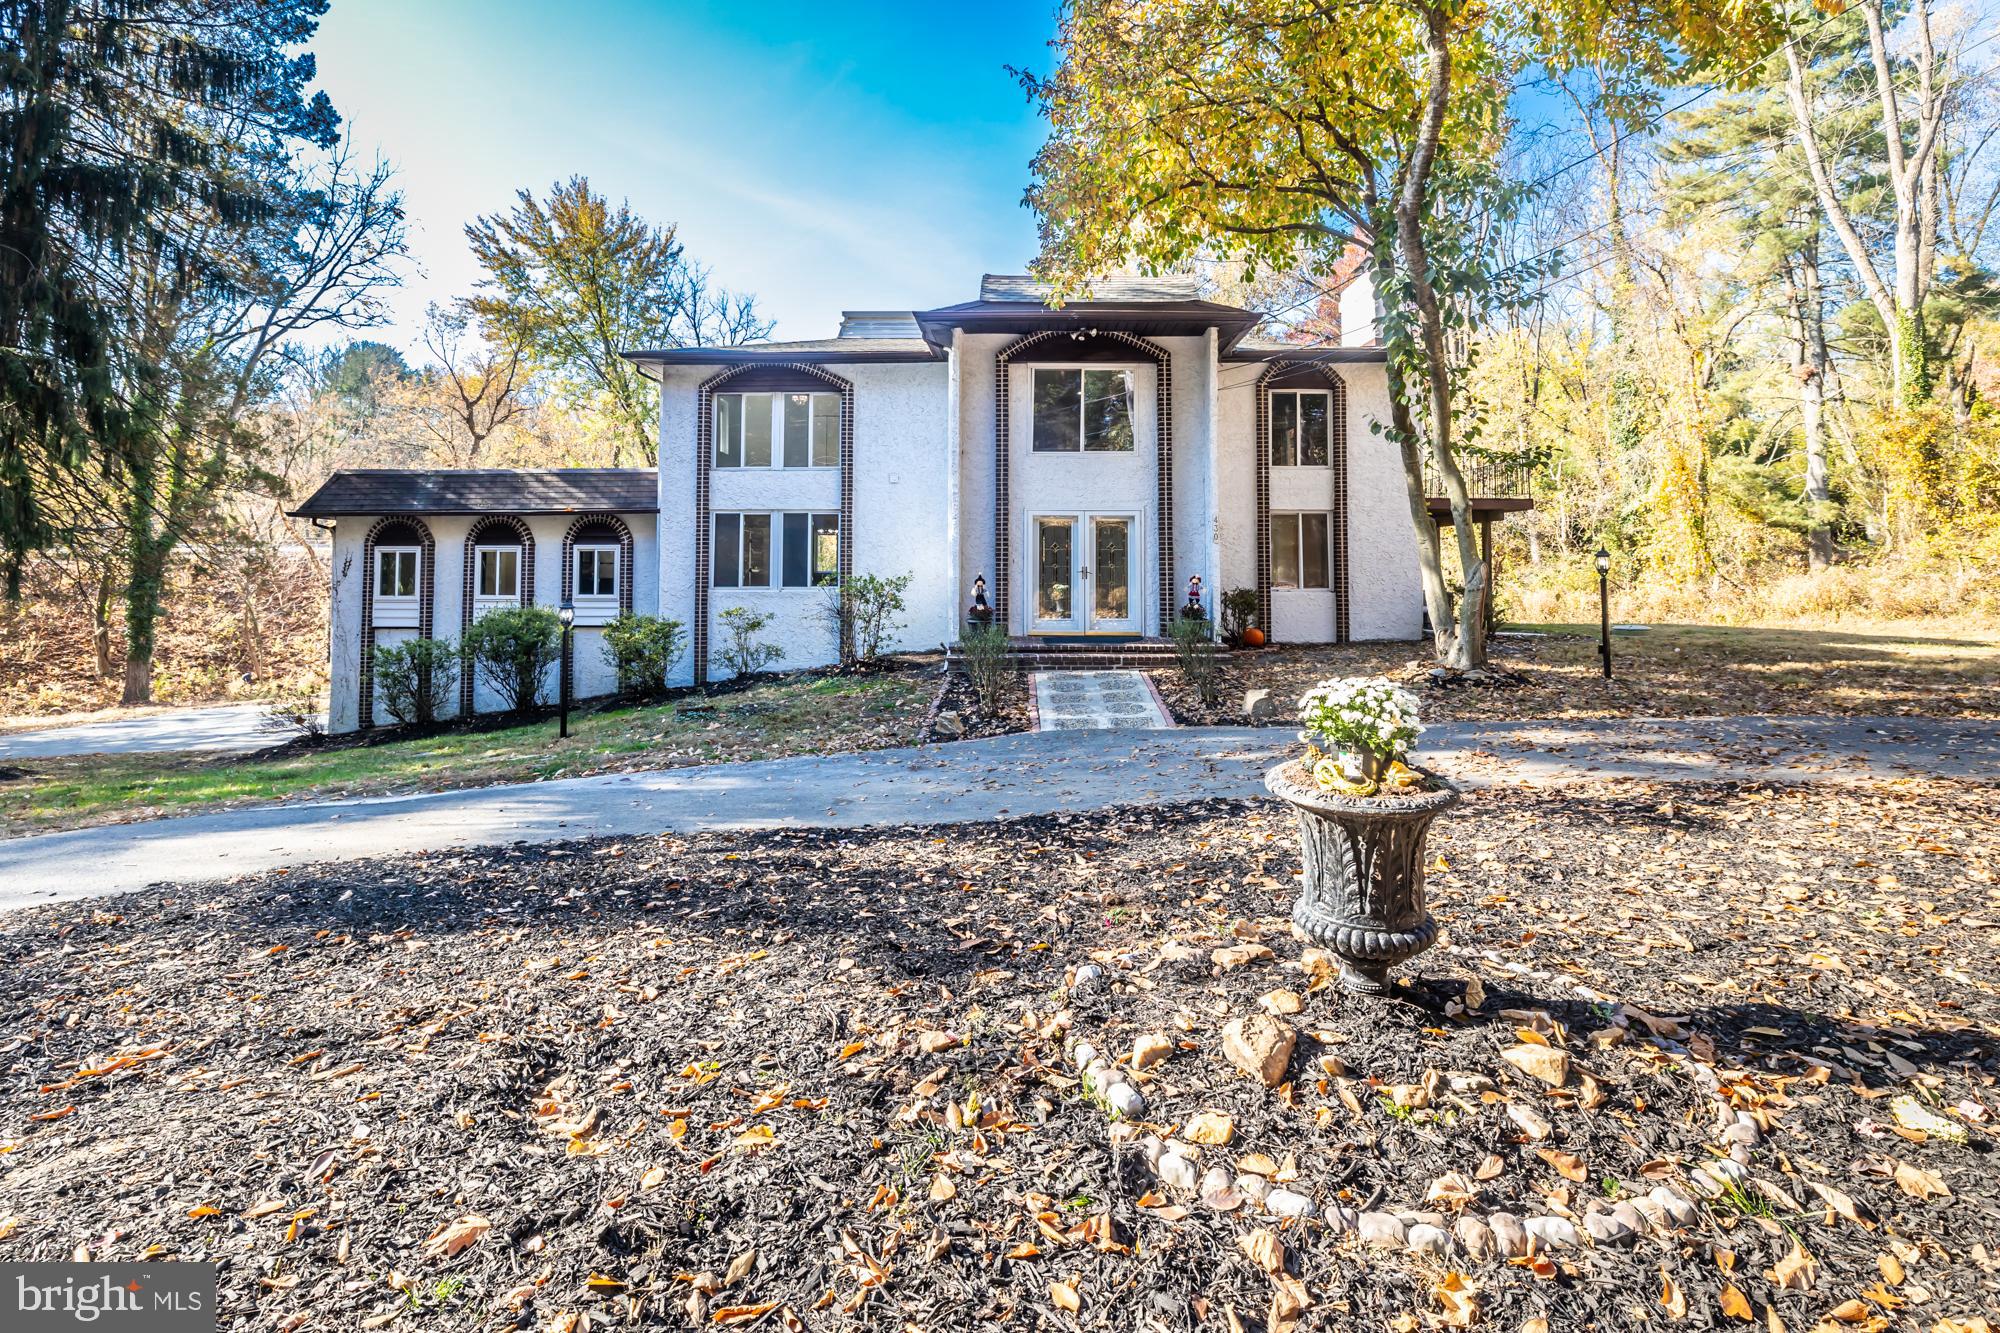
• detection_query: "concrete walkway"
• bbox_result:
[0,703,294,759]
[0,715,1991,910]
[1031,670,1175,730]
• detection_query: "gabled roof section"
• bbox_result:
[915,276,1264,353]
[290,469,658,518]
[978,273,1202,303]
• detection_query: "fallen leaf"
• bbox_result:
[1719,1283,1753,1321]
[711,1303,779,1325]
[724,1250,756,1288]
[1536,1148,1588,1182]
[1766,1238,1818,1292]
[1240,1228,1284,1275]
[1892,1161,1950,1200]
[1050,1280,1080,1314]
[422,1215,490,1261]
[1659,1269,1688,1320]
[1434,1272,1480,1328]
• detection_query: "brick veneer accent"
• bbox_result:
[357,516,435,730]
[692,365,854,684]
[1255,364,1351,643]
[993,331,1173,632]
[459,515,535,716]
[559,512,636,686]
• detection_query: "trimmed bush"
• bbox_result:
[1221,587,1259,645]
[601,614,687,696]
[716,606,784,678]
[373,638,459,726]
[1168,613,1222,706]
[957,624,1014,717]
[462,606,561,711]
[818,571,912,667]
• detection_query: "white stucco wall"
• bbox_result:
[320,508,660,733]
[656,361,953,681]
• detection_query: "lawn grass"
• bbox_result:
[0,670,932,839]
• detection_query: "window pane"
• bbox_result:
[1092,517,1130,622]
[1300,392,1330,466]
[377,552,395,597]
[498,549,517,596]
[598,551,617,596]
[1032,369,1081,452]
[1082,369,1133,451]
[742,514,772,587]
[783,394,811,468]
[781,512,809,588]
[1272,393,1298,467]
[396,552,417,597]
[811,394,839,467]
[1302,513,1330,588]
[713,514,740,587]
[1036,518,1073,620]
[743,393,773,467]
[1272,516,1301,588]
[578,548,616,597]
[811,513,838,586]
[715,395,742,468]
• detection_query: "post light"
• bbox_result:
[1593,548,1612,680]
[557,599,576,738]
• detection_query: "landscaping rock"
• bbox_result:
[1258,988,1304,1016]
[1447,1072,1499,1095]
[1221,1013,1296,1088]
[1199,1166,1240,1211]
[1265,1189,1314,1219]
[1455,1215,1496,1261]
[1611,1201,1649,1236]
[1583,1210,1635,1245]
[1071,1041,1100,1069]
[1406,1224,1454,1257]
[1489,1212,1530,1258]
[1321,1204,1359,1235]
[1506,1103,1554,1141]
[1234,1174,1272,1203]
[1211,943,1274,970]
[1131,1033,1172,1070]
[1158,1154,1198,1191]
[916,1030,960,1054]
[1106,1083,1145,1118]
[1525,1216,1580,1249]
[934,710,965,738]
[1500,1043,1571,1087]
[1137,1135,1165,1170]
[1358,1212,1407,1248]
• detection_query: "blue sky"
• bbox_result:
[308,0,1058,353]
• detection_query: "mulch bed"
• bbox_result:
[1148,637,2000,727]
[2,780,1996,1331]
[925,668,1034,742]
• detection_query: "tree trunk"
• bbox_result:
[92,571,117,679]
[1795,241,1834,571]
[120,492,169,707]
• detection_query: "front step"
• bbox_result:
[946,636,1229,671]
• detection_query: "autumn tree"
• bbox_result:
[1023,0,1784,669]
[400,304,527,467]
[466,177,772,466]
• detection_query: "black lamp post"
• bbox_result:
[557,599,576,737]
[1594,548,1612,680]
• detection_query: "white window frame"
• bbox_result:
[374,545,421,615]
[712,511,840,592]
[472,544,521,612]
[1271,389,1334,468]
[1030,365,1137,454]
[1270,512,1332,590]
[713,391,840,470]
[572,543,621,608]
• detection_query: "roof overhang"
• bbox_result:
[912,299,1265,353]
[625,345,943,376]
[1224,345,1388,364]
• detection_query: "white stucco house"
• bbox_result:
[295,272,1528,732]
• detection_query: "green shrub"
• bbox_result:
[716,606,784,678]
[1221,587,1258,644]
[1168,613,1222,706]
[373,637,459,725]
[956,624,1014,716]
[462,606,561,711]
[601,614,687,695]
[819,571,913,666]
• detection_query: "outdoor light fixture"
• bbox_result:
[1594,548,1612,680]
[557,599,576,738]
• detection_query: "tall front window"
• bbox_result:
[715,392,839,468]
[375,548,419,598]
[1271,390,1332,467]
[1271,512,1331,589]
[475,547,519,599]
[1032,368,1134,452]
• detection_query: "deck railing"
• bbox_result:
[1423,458,1534,500]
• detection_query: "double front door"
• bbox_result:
[1029,512,1140,634]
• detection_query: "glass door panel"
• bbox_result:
[1033,517,1077,631]
[1089,516,1134,631]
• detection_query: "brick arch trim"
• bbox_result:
[460,515,535,715]
[1254,362,1350,643]
[693,363,854,684]
[992,329,1172,632]
[560,512,637,691]
[358,515,436,730]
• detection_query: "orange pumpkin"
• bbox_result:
[1241,626,1266,648]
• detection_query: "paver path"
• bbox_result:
[0,703,302,759]
[0,714,1991,910]
[1032,670,1174,730]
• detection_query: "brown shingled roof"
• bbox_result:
[290,469,657,518]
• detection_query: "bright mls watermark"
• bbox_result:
[3,1264,215,1331]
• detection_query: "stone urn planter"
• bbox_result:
[1264,759,1461,995]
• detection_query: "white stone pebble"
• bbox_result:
[1455,1216,1495,1261]
[1158,1154,1198,1191]
[1525,1216,1580,1249]
[1358,1212,1407,1248]
[1704,1157,1750,1187]
[1073,963,1104,986]
[1583,1211,1633,1245]
[1071,1042,1099,1069]
[1106,1082,1145,1118]
[1406,1224,1453,1256]
[1488,1212,1529,1258]
[1321,1204,1359,1234]
[1235,1174,1272,1203]
[1265,1189,1314,1218]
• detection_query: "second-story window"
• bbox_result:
[715,392,839,468]
[1272,389,1331,467]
